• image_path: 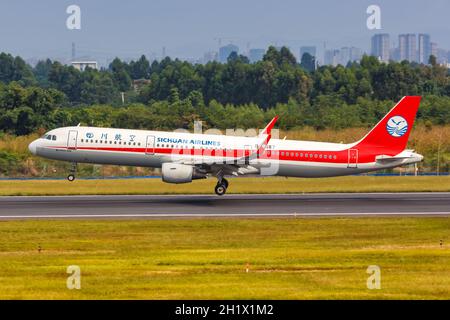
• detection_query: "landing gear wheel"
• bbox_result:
[67,174,75,182]
[222,178,229,189]
[215,183,227,196]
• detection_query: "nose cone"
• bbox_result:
[28,140,38,155]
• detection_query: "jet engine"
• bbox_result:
[161,163,207,184]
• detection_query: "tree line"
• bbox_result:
[0,47,450,136]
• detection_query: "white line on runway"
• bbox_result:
[1,212,450,219]
[1,192,450,199]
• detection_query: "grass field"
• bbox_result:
[0,176,449,196]
[0,218,449,299]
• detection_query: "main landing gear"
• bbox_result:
[214,177,229,196]
[67,162,77,182]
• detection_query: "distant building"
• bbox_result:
[390,47,400,62]
[418,34,431,64]
[219,44,239,63]
[71,61,98,71]
[399,34,417,62]
[431,42,438,59]
[201,51,218,64]
[248,48,265,63]
[371,34,390,62]
[71,42,76,61]
[350,47,363,62]
[339,47,363,65]
[437,48,448,65]
[324,49,340,66]
[300,46,316,60]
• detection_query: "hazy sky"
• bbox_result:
[1,0,449,62]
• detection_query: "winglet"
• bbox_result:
[252,116,279,159]
[238,116,279,163]
[260,116,279,137]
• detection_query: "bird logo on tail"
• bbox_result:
[386,116,408,137]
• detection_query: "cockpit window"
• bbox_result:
[41,134,56,140]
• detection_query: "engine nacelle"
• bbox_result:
[161,163,206,184]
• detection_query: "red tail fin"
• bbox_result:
[354,96,421,156]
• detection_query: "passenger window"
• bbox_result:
[52,135,56,140]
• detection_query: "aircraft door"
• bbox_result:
[348,149,358,168]
[243,145,252,164]
[67,130,78,150]
[145,135,155,155]
[244,145,252,157]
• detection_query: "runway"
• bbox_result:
[0,193,449,219]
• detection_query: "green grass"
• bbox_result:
[0,218,449,299]
[0,176,450,196]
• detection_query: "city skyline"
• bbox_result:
[19,29,450,69]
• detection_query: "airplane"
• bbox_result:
[28,96,423,195]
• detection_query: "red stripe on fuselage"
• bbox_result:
[46,145,380,164]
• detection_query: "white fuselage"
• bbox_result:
[28,126,423,178]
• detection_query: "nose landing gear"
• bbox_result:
[214,177,229,196]
[67,162,77,182]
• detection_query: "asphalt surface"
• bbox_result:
[0,193,449,219]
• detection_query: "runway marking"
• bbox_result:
[1,192,450,199]
[1,212,450,219]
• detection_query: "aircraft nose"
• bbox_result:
[28,140,38,155]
